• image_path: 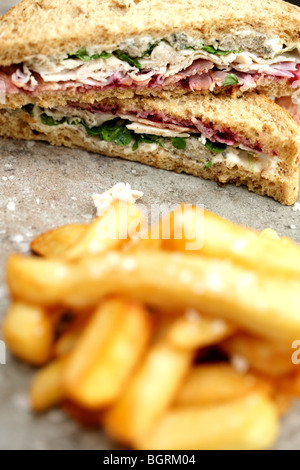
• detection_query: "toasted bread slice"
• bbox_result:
[0,0,299,65]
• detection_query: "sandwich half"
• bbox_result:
[0,0,299,109]
[1,93,299,205]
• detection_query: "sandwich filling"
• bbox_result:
[0,33,300,98]
[22,103,279,178]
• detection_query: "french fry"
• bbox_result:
[63,299,152,409]
[2,302,54,365]
[30,357,67,412]
[62,401,102,428]
[174,364,272,407]
[136,393,279,450]
[221,334,295,377]
[104,338,193,445]
[163,206,300,277]
[7,251,300,344]
[64,201,145,260]
[54,314,92,357]
[260,228,294,246]
[31,224,87,257]
[166,310,235,350]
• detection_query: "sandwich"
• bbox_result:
[0,0,299,109]
[1,92,299,205]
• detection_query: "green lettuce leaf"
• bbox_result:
[132,134,163,151]
[203,161,213,170]
[22,104,34,117]
[171,137,187,149]
[205,139,227,154]
[223,73,239,87]
[41,114,67,126]
[66,47,112,61]
[202,45,242,56]
[142,42,159,57]
[114,50,142,68]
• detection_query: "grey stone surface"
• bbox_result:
[1,0,300,450]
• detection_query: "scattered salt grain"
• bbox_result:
[120,257,137,272]
[2,176,7,181]
[211,319,227,334]
[11,393,30,411]
[8,175,14,180]
[11,234,24,244]
[290,224,296,230]
[293,202,300,212]
[36,198,40,205]
[231,355,249,374]
[185,309,201,322]
[178,270,192,284]
[7,201,15,211]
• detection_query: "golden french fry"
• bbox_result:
[63,299,152,409]
[221,334,295,377]
[163,206,300,277]
[62,401,102,428]
[31,224,87,257]
[166,310,235,350]
[54,313,92,357]
[64,201,145,260]
[136,393,279,450]
[175,364,272,407]
[30,357,67,412]
[278,371,300,398]
[260,228,294,246]
[104,338,192,445]
[7,251,300,344]
[2,302,54,365]
[273,392,291,417]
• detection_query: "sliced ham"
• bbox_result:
[189,73,212,91]
[179,59,214,78]
[0,58,299,100]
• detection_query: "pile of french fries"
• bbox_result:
[3,195,300,450]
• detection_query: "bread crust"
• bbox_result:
[0,0,299,65]
[0,107,298,205]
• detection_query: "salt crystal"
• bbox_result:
[290,224,296,230]
[231,355,249,374]
[185,309,201,322]
[178,270,192,284]
[12,234,24,243]
[7,201,15,211]
[120,257,137,272]
[293,202,300,212]
[11,393,30,411]
[211,319,227,333]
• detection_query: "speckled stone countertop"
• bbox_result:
[1,0,300,450]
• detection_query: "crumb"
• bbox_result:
[293,202,300,212]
